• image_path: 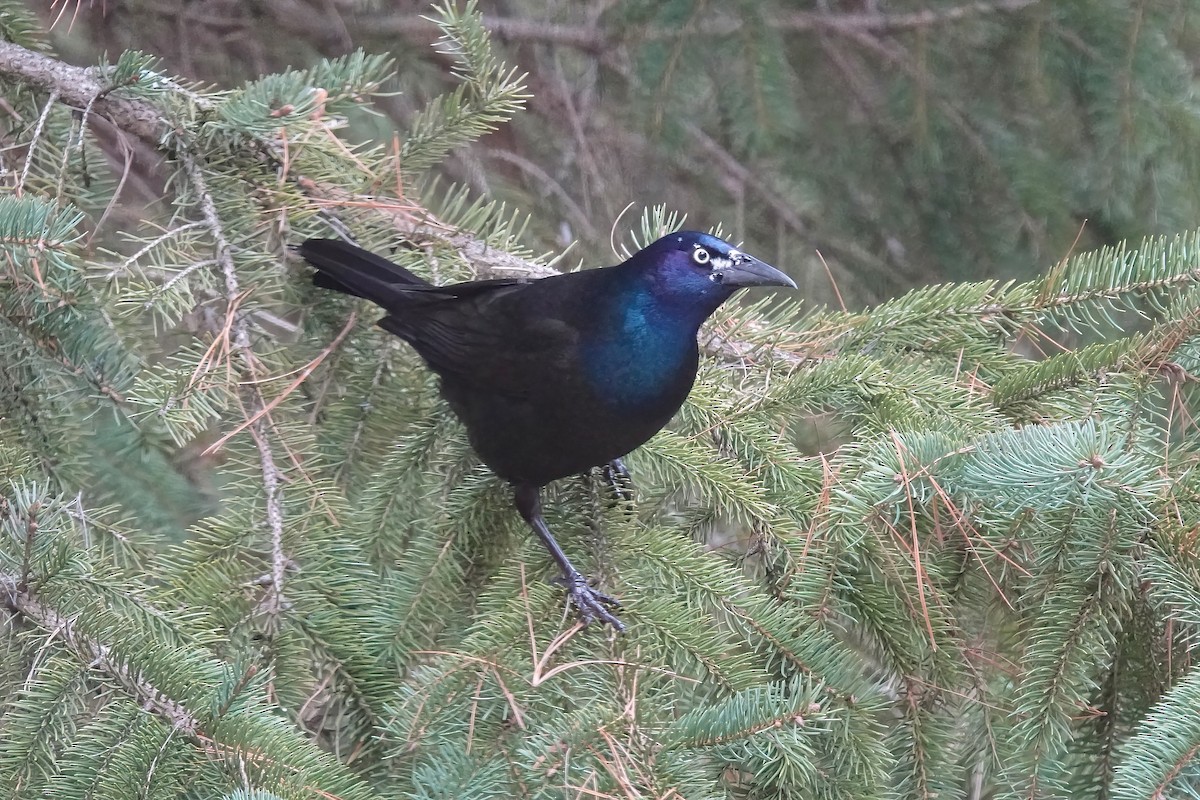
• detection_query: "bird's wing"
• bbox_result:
[379,281,581,399]
[303,239,591,398]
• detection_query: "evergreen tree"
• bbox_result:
[44,0,1200,308]
[2,2,1200,799]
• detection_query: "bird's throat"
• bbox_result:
[581,288,709,410]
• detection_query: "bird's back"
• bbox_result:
[301,239,702,484]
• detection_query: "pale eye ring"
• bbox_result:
[692,247,711,266]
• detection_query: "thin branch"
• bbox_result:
[682,122,891,276]
[143,259,218,306]
[177,149,290,620]
[0,40,167,145]
[339,2,1044,52]
[1,572,201,735]
[102,221,206,279]
[333,352,388,485]
[0,39,810,375]
[774,0,1044,34]
[205,312,358,455]
[248,413,287,619]
[18,89,59,194]
[482,147,598,240]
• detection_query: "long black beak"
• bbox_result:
[715,253,797,289]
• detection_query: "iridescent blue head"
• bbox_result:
[585,231,794,408]
[628,231,796,314]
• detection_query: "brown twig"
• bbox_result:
[204,312,359,456]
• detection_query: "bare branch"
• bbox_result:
[343,1,1045,51]
[18,89,59,193]
[0,40,167,145]
[785,0,1044,34]
[177,150,291,622]
[682,122,890,276]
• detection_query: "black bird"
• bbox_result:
[300,232,795,630]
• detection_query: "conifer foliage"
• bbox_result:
[2,2,1200,798]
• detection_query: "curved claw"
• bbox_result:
[565,572,625,631]
[601,459,636,508]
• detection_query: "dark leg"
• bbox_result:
[601,458,636,505]
[514,483,625,631]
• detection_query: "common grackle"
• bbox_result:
[300,232,795,630]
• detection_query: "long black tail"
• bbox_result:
[299,239,431,306]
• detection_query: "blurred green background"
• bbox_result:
[39,0,1200,306]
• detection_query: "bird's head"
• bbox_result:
[633,231,796,302]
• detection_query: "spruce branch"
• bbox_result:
[1,573,201,735]
[1,574,378,799]
[0,37,801,373]
[0,40,167,146]
[3,13,1200,798]
[175,149,291,623]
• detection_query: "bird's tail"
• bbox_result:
[299,239,432,306]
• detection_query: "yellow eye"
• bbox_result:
[692,247,711,266]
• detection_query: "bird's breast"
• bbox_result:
[579,297,700,413]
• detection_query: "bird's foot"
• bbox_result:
[601,458,636,510]
[562,571,625,631]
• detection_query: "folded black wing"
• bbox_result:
[379,277,583,399]
[302,238,592,399]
